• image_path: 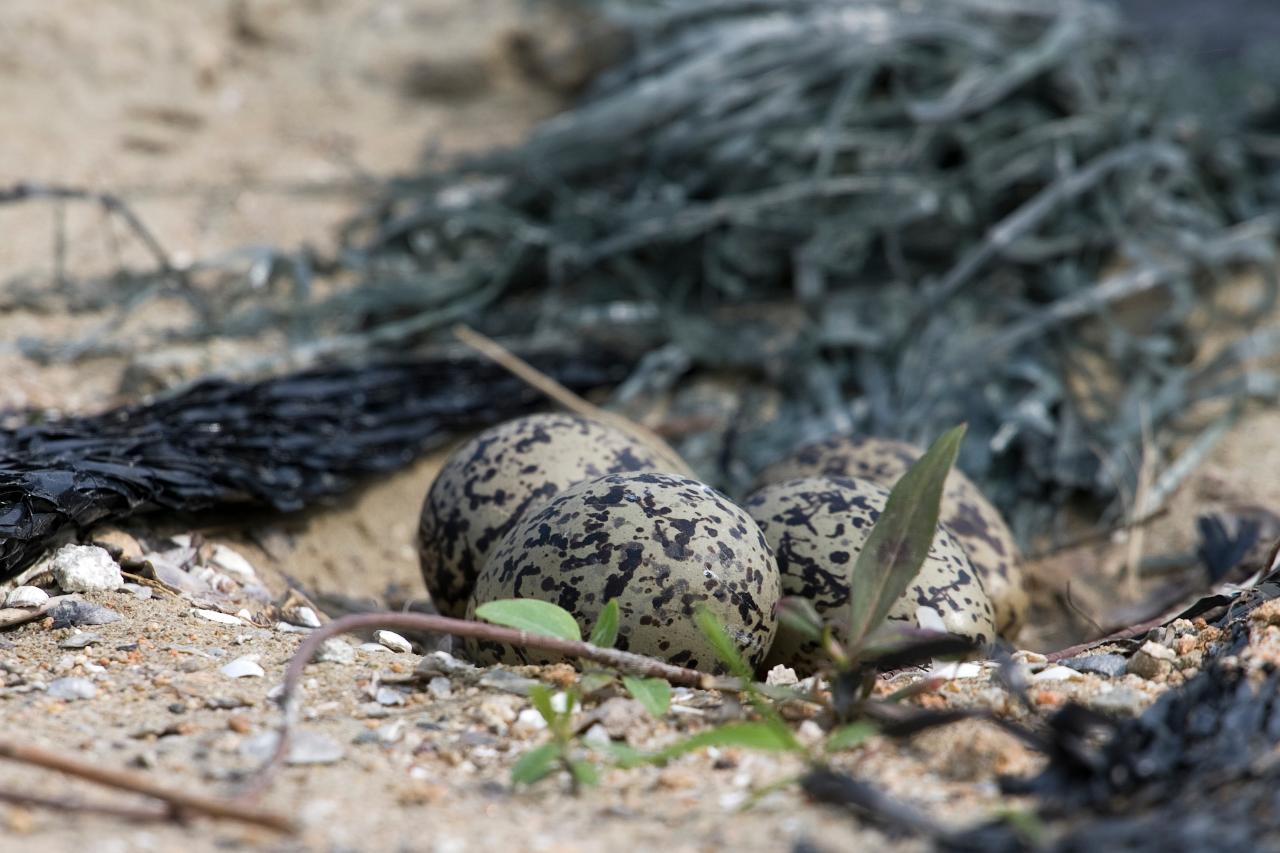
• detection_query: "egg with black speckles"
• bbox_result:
[742,475,996,674]
[418,414,690,618]
[465,471,780,672]
[755,435,1027,639]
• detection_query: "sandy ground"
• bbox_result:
[3,2,1280,851]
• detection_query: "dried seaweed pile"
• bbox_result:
[948,620,1280,851]
[334,0,1280,538]
[7,0,1280,549]
[0,350,626,578]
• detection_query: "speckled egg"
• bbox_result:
[418,414,688,618]
[755,435,1027,638]
[466,472,780,672]
[743,475,996,673]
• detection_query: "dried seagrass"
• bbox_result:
[0,350,628,579]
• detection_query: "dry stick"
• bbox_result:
[1043,613,1170,663]
[0,788,172,824]
[0,740,295,833]
[240,612,718,799]
[452,324,694,476]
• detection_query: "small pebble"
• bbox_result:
[194,609,243,626]
[375,630,413,653]
[765,665,799,687]
[1088,686,1149,717]
[417,651,479,680]
[59,632,102,650]
[360,642,390,653]
[49,600,122,628]
[4,586,49,608]
[317,638,356,664]
[289,606,322,629]
[275,622,312,634]
[477,670,540,696]
[1058,653,1129,679]
[240,731,344,765]
[376,686,407,706]
[1029,665,1083,683]
[50,545,123,593]
[220,656,266,679]
[209,545,259,582]
[581,723,611,747]
[1127,641,1177,681]
[426,676,453,699]
[47,676,97,701]
[120,583,153,601]
[512,708,548,736]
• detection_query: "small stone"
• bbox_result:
[275,622,311,634]
[376,686,407,706]
[194,609,243,626]
[1174,635,1198,656]
[316,638,356,664]
[1088,686,1149,717]
[59,632,102,650]
[241,730,344,765]
[209,545,259,582]
[582,723,611,747]
[49,600,122,628]
[581,697,647,740]
[417,651,479,680]
[220,656,265,679]
[1059,654,1129,679]
[289,607,322,629]
[121,583,153,601]
[227,714,253,734]
[1011,650,1047,665]
[1127,641,1176,681]
[512,708,548,736]
[1029,665,1084,683]
[4,586,49,608]
[88,528,144,563]
[477,670,539,696]
[51,545,123,593]
[426,677,453,699]
[795,719,826,748]
[375,630,413,653]
[360,643,390,653]
[765,665,799,687]
[47,676,97,701]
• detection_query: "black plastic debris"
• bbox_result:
[0,350,630,580]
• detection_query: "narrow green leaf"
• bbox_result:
[528,684,557,725]
[622,675,671,718]
[578,672,617,696]
[568,759,600,787]
[693,606,753,680]
[653,721,798,763]
[845,424,966,652]
[475,598,582,642]
[826,721,877,752]
[510,742,560,786]
[593,740,646,768]
[589,600,620,648]
[776,596,824,642]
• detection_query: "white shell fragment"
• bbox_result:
[4,586,50,608]
[50,544,123,593]
[375,630,413,653]
[220,656,266,679]
[194,608,244,626]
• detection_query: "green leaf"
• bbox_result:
[588,600,620,648]
[776,596,824,642]
[693,606,753,680]
[622,676,671,718]
[578,671,617,696]
[653,721,798,763]
[511,742,560,786]
[845,424,966,653]
[568,759,600,787]
[826,721,876,752]
[528,684,557,725]
[594,741,646,768]
[475,598,582,642]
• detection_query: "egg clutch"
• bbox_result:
[418,413,1026,675]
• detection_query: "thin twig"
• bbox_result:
[0,740,294,833]
[453,324,693,476]
[1043,614,1169,662]
[240,611,719,798]
[1026,506,1169,560]
[0,788,171,824]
